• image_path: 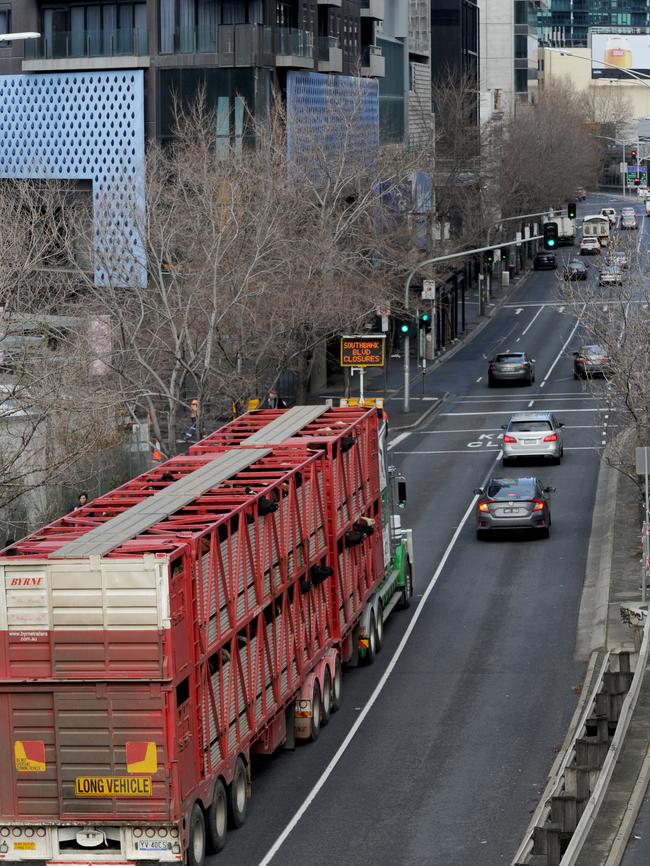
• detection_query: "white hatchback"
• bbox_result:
[580,237,601,255]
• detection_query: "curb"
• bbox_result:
[605,738,650,866]
[391,392,449,432]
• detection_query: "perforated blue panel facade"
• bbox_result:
[286,72,379,170]
[0,70,145,287]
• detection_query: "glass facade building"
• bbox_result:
[539,0,650,47]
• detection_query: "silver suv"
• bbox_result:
[501,412,565,465]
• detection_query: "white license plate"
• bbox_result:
[524,439,539,446]
[137,842,170,851]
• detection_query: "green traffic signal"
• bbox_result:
[547,238,556,247]
[400,323,409,333]
[421,313,429,322]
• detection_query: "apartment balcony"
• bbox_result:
[360,44,384,77]
[318,35,342,72]
[23,28,149,71]
[157,24,313,68]
[360,0,385,20]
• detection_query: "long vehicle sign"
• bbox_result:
[75,777,152,797]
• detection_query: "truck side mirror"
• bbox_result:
[397,476,407,509]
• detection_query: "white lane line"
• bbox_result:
[541,305,585,386]
[528,400,534,408]
[476,376,483,383]
[441,408,608,416]
[516,337,521,343]
[387,432,410,451]
[521,306,545,336]
[410,424,612,435]
[458,396,599,403]
[394,446,603,455]
[256,452,503,866]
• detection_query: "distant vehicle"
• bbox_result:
[600,207,617,225]
[621,214,638,230]
[501,412,565,466]
[534,251,557,271]
[609,250,628,269]
[645,198,650,215]
[580,236,601,255]
[564,260,588,280]
[599,265,623,286]
[488,352,535,387]
[543,216,575,246]
[474,476,555,539]
[638,186,649,198]
[573,344,612,378]
[582,214,609,247]
[576,187,587,201]
[621,207,635,217]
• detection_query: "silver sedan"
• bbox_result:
[501,412,565,465]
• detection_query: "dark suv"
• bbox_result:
[533,251,557,271]
[488,352,535,387]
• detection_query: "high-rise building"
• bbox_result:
[538,0,650,47]
[430,0,479,125]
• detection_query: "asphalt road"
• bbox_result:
[211,198,622,866]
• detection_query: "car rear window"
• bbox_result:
[509,420,552,432]
[486,479,536,500]
[495,354,525,363]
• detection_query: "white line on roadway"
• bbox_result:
[441,408,607,416]
[410,425,615,434]
[541,305,585,386]
[475,376,483,383]
[521,306,545,336]
[460,393,597,401]
[528,400,534,407]
[256,453,503,866]
[393,446,602,455]
[387,431,410,451]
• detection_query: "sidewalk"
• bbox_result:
[319,267,530,429]
[571,444,650,866]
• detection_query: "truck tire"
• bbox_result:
[397,563,413,610]
[364,612,377,665]
[375,601,384,651]
[206,778,228,853]
[321,667,332,727]
[188,803,206,866]
[228,757,249,829]
[310,680,322,742]
[331,656,343,712]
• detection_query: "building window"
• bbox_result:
[514,34,527,58]
[42,3,147,56]
[515,68,528,92]
[0,7,10,37]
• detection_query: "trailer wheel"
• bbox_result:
[365,612,377,665]
[228,757,249,829]
[375,601,384,651]
[321,666,332,727]
[397,562,413,610]
[310,680,322,742]
[188,803,206,866]
[206,778,228,853]
[331,656,343,712]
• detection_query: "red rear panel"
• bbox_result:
[0,684,174,822]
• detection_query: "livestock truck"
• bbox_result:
[0,405,413,866]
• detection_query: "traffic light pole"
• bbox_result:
[402,232,542,412]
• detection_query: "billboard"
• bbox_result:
[592,34,650,79]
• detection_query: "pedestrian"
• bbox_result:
[70,492,88,512]
[267,388,286,409]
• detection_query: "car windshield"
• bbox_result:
[486,478,537,500]
[569,263,582,270]
[495,354,525,363]
[509,420,552,432]
[582,345,605,356]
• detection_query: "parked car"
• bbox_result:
[573,344,612,378]
[501,412,565,465]
[621,214,638,230]
[608,250,628,270]
[533,251,557,271]
[600,207,617,225]
[564,260,588,280]
[599,265,623,286]
[474,476,555,539]
[576,187,587,201]
[488,352,535,387]
[580,237,601,255]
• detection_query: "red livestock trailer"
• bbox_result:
[0,406,413,865]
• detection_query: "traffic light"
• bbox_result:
[484,249,494,268]
[567,201,577,219]
[635,176,641,186]
[400,322,410,334]
[543,222,559,250]
[420,312,430,326]
[631,148,638,160]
